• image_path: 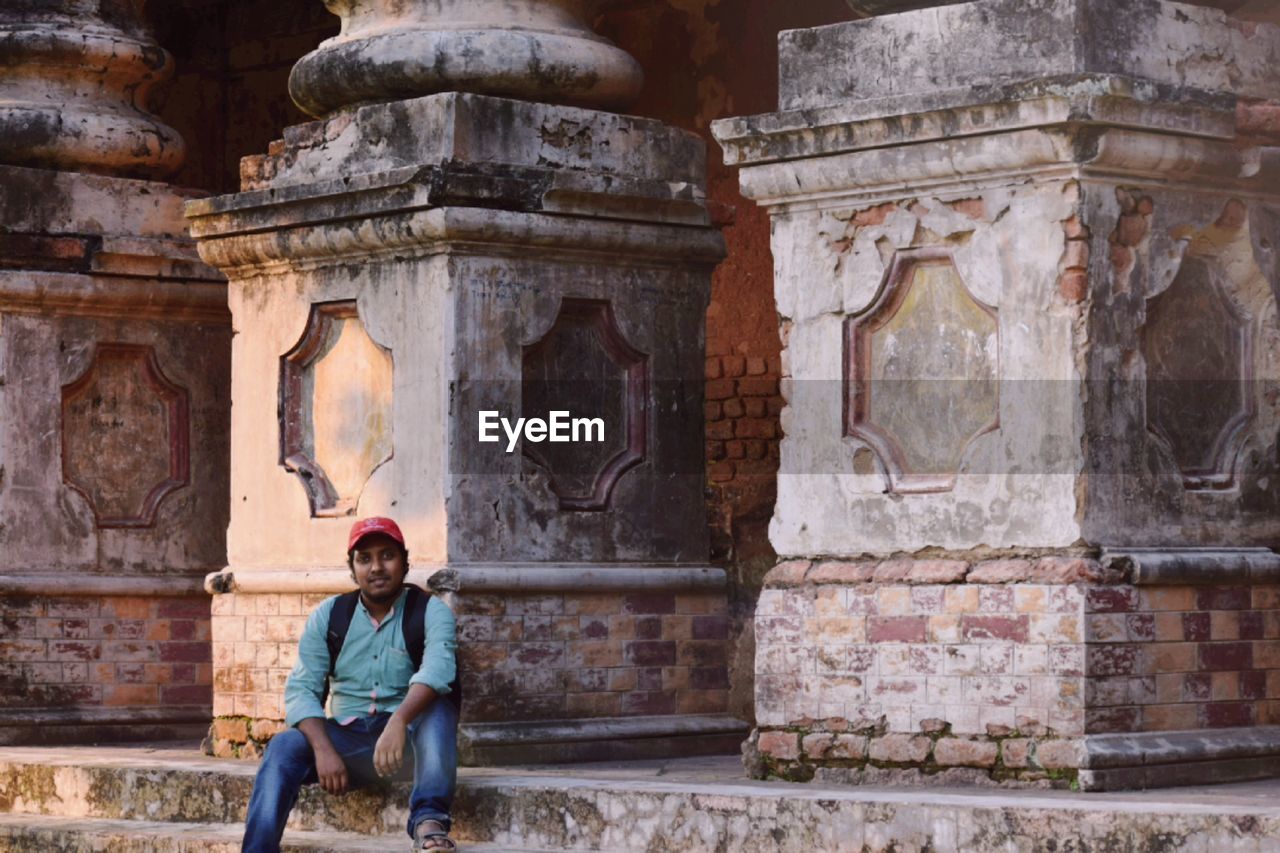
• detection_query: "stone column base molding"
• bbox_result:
[1080,725,1280,790]
[205,565,726,595]
[0,573,208,598]
[0,707,211,747]
[459,713,750,765]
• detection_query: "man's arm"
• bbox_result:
[284,598,348,793]
[373,597,457,777]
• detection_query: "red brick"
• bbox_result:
[162,684,212,705]
[157,599,210,619]
[746,357,768,376]
[1240,670,1267,701]
[1180,672,1210,701]
[868,733,931,763]
[735,418,776,439]
[934,738,998,768]
[159,642,211,663]
[1197,587,1252,611]
[905,560,968,584]
[758,730,800,760]
[1198,641,1252,671]
[706,419,734,440]
[623,593,676,615]
[705,379,735,400]
[708,461,735,482]
[722,356,746,378]
[1086,588,1137,613]
[867,616,927,643]
[49,641,101,662]
[1035,740,1081,769]
[737,377,778,397]
[691,666,729,690]
[1239,611,1265,640]
[704,359,723,380]
[961,616,1028,643]
[635,617,662,640]
[626,641,677,666]
[967,560,1031,583]
[704,401,723,421]
[620,690,676,715]
[743,398,767,418]
[692,615,728,640]
[1085,706,1139,733]
[1031,557,1106,583]
[1200,702,1253,728]
[1087,645,1138,676]
[1183,612,1211,641]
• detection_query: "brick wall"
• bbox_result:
[0,595,212,711]
[1084,585,1280,732]
[208,589,730,757]
[749,558,1280,785]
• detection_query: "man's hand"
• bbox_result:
[374,716,407,778]
[297,717,348,795]
[314,746,349,795]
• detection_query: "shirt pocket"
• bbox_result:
[384,645,416,685]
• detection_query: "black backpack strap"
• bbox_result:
[401,584,427,670]
[401,584,461,710]
[326,590,361,679]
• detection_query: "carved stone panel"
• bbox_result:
[280,302,393,517]
[522,299,647,511]
[845,248,999,492]
[1144,255,1251,489]
[61,343,190,527]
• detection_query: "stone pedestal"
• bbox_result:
[189,83,743,759]
[714,0,1280,789]
[0,3,228,744]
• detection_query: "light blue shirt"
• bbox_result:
[284,587,456,728]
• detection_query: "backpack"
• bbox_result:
[323,584,461,709]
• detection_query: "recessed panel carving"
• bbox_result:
[61,344,190,527]
[280,302,393,517]
[845,248,999,492]
[522,299,647,511]
[1144,255,1251,489]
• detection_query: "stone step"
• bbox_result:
[0,813,552,852]
[3,743,1280,851]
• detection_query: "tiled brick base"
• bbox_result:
[751,558,1280,784]
[208,588,731,758]
[0,594,212,712]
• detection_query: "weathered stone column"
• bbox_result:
[715,0,1280,789]
[0,1,229,744]
[190,0,745,762]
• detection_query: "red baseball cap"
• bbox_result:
[347,516,405,552]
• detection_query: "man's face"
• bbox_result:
[349,533,407,605]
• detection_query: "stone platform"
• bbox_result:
[1,743,1280,850]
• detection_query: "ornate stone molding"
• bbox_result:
[0,0,184,177]
[61,343,190,528]
[279,301,393,517]
[204,564,727,594]
[289,0,643,117]
[522,299,648,510]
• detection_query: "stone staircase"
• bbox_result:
[2,742,1280,851]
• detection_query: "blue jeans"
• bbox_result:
[241,700,458,852]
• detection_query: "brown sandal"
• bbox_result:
[412,819,457,851]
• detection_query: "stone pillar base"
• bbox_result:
[205,565,743,763]
[751,551,1280,790]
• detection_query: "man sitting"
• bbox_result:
[241,516,459,852]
